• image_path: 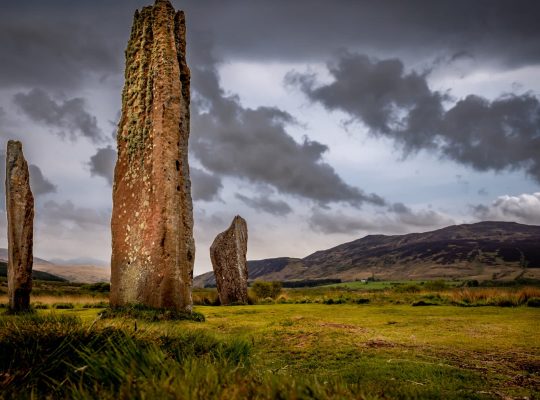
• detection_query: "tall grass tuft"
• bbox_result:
[447,287,540,307]
[0,313,251,399]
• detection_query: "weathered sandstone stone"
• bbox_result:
[110,0,194,311]
[5,140,34,312]
[210,216,248,305]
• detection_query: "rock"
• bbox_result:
[110,0,194,311]
[5,140,34,312]
[210,216,248,305]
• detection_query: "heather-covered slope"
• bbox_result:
[194,221,540,286]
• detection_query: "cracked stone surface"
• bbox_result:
[5,140,34,312]
[210,216,249,305]
[110,0,194,311]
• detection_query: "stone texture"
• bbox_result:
[110,0,194,311]
[5,140,34,312]
[210,216,249,305]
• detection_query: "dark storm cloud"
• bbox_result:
[0,14,121,90]
[13,89,105,143]
[28,164,57,196]
[236,193,292,216]
[88,146,116,185]
[3,0,539,92]
[190,45,385,208]
[191,167,223,202]
[289,52,540,182]
[182,0,540,68]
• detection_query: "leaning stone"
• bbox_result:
[5,140,34,312]
[110,0,194,311]
[210,216,248,305]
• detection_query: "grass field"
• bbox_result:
[1,281,539,399]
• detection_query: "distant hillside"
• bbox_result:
[32,264,110,284]
[0,249,110,283]
[0,248,53,265]
[0,261,66,282]
[194,221,540,287]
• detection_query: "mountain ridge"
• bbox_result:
[194,221,540,287]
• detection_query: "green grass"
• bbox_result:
[0,283,539,399]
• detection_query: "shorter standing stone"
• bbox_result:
[5,140,34,312]
[210,216,248,305]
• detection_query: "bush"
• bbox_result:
[52,302,74,309]
[527,297,540,307]
[424,280,448,291]
[251,281,282,300]
[82,301,109,309]
[81,282,111,292]
[354,298,370,304]
[33,302,49,309]
[412,300,438,306]
[394,284,422,293]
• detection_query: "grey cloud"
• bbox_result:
[191,167,223,202]
[89,146,116,185]
[389,202,454,228]
[309,204,454,235]
[13,89,104,143]
[28,164,56,196]
[472,192,540,225]
[289,52,540,182]
[41,200,110,229]
[236,193,292,216]
[191,47,385,208]
[309,209,379,235]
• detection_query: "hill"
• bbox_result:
[0,249,110,283]
[0,261,66,282]
[194,221,540,287]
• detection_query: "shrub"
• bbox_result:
[251,281,282,299]
[81,282,111,292]
[412,300,438,306]
[526,297,540,307]
[424,280,448,291]
[52,302,75,309]
[354,298,370,304]
[394,284,422,293]
[33,302,49,309]
[82,301,109,309]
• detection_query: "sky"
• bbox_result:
[0,0,539,274]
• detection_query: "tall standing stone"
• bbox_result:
[210,216,248,305]
[110,0,194,311]
[5,140,34,312]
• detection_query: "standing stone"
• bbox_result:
[5,140,34,312]
[110,0,194,311]
[210,216,248,305]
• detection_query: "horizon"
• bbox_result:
[1,0,539,275]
